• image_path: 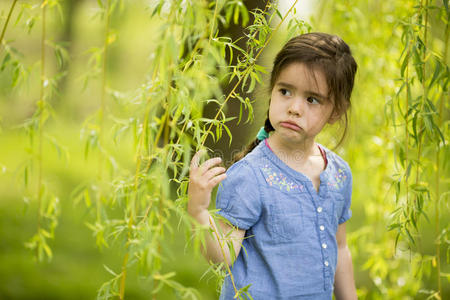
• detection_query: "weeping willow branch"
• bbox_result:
[96,0,118,293]
[414,0,429,222]
[404,43,410,231]
[36,0,47,260]
[199,0,300,148]
[434,5,448,297]
[98,0,111,183]
[119,3,179,297]
[93,0,111,242]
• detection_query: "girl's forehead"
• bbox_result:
[276,62,329,96]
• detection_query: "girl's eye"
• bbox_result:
[280,89,291,96]
[307,96,320,104]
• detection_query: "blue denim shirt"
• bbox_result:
[216,139,352,300]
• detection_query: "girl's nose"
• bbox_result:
[288,99,304,116]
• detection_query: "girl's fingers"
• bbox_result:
[204,166,226,180]
[190,149,206,170]
[208,173,227,187]
[199,157,223,174]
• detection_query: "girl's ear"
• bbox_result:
[327,110,341,124]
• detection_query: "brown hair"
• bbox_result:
[233,32,358,163]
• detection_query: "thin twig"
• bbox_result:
[36,0,47,260]
[209,0,220,42]
[0,0,18,51]
[209,216,239,296]
[434,4,448,297]
[414,0,429,218]
[405,47,410,230]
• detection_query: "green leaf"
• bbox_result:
[233,4,240,24]
[237,103,243,125]
[429,59,442,88]
[12,64,20,87]
[411,182,428,192]
[433,122,445,144]
[239,3,249,26]
[103,264,118,276]
[1,53,11,71]
[388,223,401,231]
[84,139,90,159]
[84,189,91,207]
[43,242,53,260]
[223,124,232,146]
[404,227,416,246]
[275,8,283,20]
[247,73,256,93]
[400,53,409,77]
[26,17,35,33]
[24,165,28,187]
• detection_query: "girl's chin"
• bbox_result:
[278,126,303,136]
[273,130,299,141]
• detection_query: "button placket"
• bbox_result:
[307,180,331,290]
[318,166,333,291]
[316,194,331,286]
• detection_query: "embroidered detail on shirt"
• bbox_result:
[328,168,347,190]
[261,164,305,192]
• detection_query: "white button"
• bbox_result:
[322,243,327,249]
[324,261,329,267]
[317,207,323,213]
[319,225,325,231]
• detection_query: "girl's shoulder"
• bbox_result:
[226,155,259,177]
[319,144,351,172]
[225,142,267,180]
[319,145,353,193]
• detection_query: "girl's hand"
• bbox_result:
[187,150,227,218]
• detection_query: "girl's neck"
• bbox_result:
[267,133,326,191]
[267,133,317,164]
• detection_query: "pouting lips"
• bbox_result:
[280,121,301,131]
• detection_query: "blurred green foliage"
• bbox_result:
[0,0,448,299]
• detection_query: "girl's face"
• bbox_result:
[269,62,338,147]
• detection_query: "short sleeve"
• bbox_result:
[339,166,352,224]
[215,161,262,230]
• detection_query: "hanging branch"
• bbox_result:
[93,0,111,237]
[0,0,18,50]
[434,3,448,298]
[36,0,47,259]
[199,0,300,148]
[413,0,429,226]
[98,0,111,182]
[118,1,178,296]
[404,36,411,242]
[390,1,447,297]
[23,0,60,263]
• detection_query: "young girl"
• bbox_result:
[188,32,358,300]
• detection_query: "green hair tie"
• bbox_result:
[256,127,269,141]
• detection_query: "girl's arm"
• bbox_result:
[334,223,357,300]
[188,150,245,265]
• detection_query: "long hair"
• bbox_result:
[232,32,358,163]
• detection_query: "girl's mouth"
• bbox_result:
[280,122,301,131]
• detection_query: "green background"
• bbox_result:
[0,0,448,299]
